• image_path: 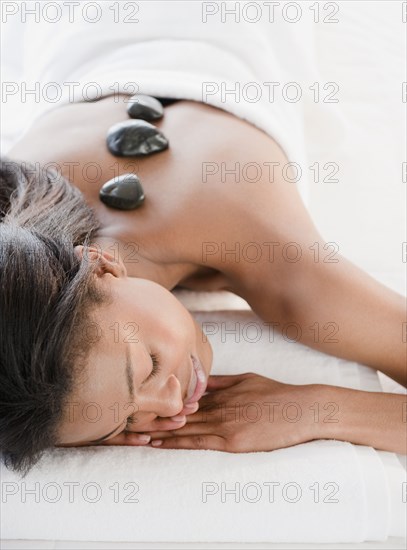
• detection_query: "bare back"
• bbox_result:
[8,96,317,294]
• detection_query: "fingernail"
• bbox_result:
[170,415,186,422]
[184,403,198,410]
[151,440,163,447]
[138,435,151,444]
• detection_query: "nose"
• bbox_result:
[139,373,184,418]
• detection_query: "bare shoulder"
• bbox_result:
[166,103,321,308]
[162,103,317,278]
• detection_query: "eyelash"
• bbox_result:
[124,353,161,431]
[146,353,161,381]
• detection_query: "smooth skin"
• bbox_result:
[8,95,407,454]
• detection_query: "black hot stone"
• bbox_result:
[126,94,164,121]
[106,120,169,157]
[99,174,145,210]
[154,97,180,107]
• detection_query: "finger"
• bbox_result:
[97,431,152,446]
[149,434,227,451]
[142,404,199,430]
[129,415,187,432]
[130,403,199,433]
[145,420,217,439]
[180,402,200,415]
[184,406,220,424]
[206,372,255,391]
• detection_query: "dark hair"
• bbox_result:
[0,157,111,477]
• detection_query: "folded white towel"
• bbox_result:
[2,310,405,543]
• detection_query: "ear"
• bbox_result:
[74,244,127,278]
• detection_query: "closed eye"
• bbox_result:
[124,353,161,432]
[145,353,161,382]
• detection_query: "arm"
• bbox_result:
[189,119,407,387]
[237,243,407,389]
[207,141,407,388]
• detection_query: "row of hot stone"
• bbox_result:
[100,95,177,210]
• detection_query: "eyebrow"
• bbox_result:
[89,345,134,444]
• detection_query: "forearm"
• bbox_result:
[295,256,407,387]
[318,384,407,454]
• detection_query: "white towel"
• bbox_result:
[2,310,405,543]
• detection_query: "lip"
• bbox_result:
[184,355,207,404]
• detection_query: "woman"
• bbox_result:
[1,93,406,477]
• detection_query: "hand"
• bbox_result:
[145,373,327,452]
[97,401,199,447]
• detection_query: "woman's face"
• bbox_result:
[57,244,213,446]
